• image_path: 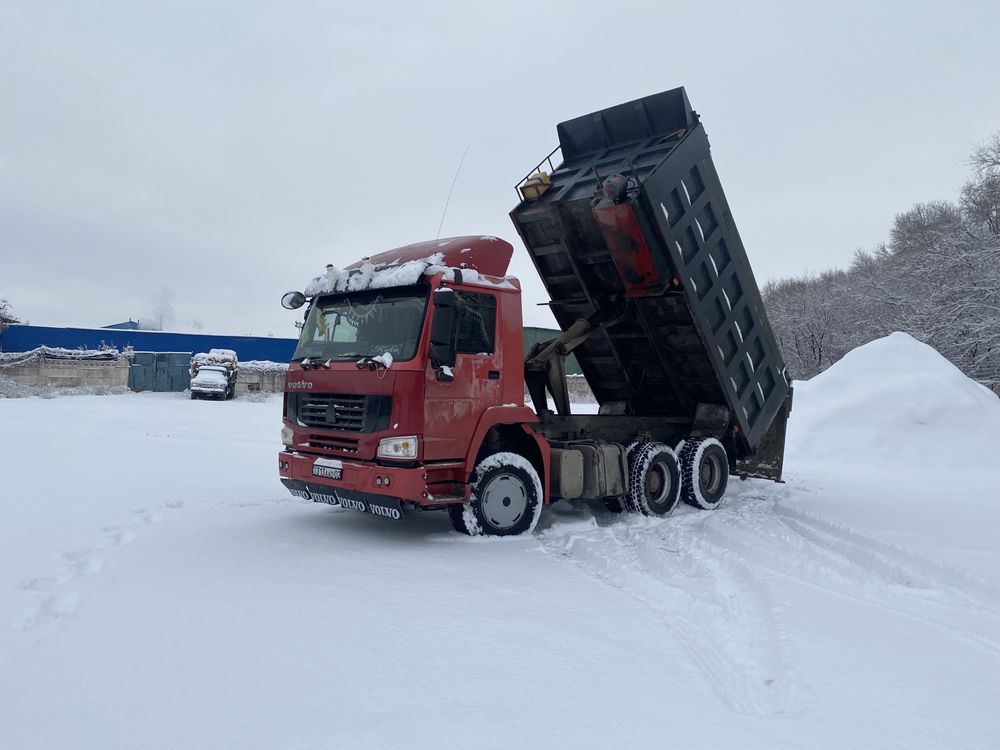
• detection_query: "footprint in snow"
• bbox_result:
[10,500,182,633]
[109,530,136,547]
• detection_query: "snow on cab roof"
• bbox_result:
[304,236,518,297]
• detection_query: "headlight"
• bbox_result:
[377,436,418,460]
[281,425,294,447]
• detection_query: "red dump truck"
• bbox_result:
[277,87,791,535]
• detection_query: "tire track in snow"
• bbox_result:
[541,478,1000,713]
[776,504,1000,607]
[697,498,1000,655]
[10,502,184,632]
[540,513,812,717]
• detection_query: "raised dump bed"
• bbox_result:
[511,87,790,467]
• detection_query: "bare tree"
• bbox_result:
[764,130,1000,387]
[889,201,963,255]
[970,132,1000,177]
[961,172,1000,236]
[962,132,1000,236]
[0,296,18,325]
[762,270,854,378]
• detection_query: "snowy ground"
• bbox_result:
[2,333,999,749]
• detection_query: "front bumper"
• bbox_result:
[277,450,466,509]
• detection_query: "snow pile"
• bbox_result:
[787,332,1000,471]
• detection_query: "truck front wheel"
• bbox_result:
[450,452,542,536]
[678,437,729,510]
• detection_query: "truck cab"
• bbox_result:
[277,237,547,532]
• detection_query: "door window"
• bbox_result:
[454,292,496,354]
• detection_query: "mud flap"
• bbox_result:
[735,390,792,481]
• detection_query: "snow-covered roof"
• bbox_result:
[303,235,518,297]
[239,360,289,374]
[345,235,513,275]
[305,252,517,297]
[192,349,238,366]
[0,346,119,366]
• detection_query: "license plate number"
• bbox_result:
[312,464,342,480]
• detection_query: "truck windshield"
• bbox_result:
[292,284,429,362]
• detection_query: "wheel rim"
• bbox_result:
[480,472,528,530]
[645,462,670,507]
[700,453,722,495]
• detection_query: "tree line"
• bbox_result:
[762,133,1000,386]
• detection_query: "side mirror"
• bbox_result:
[429,288,457,370]
[281,291,307,310]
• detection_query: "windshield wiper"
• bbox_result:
[296,354,373,369]
[296,357,332,370]
[355,354,390,371]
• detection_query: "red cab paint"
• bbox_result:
[278,236,547,518]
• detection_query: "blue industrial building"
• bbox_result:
[0,324,297,362]
[1,323,575,375]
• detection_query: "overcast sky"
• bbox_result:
[2,0,998,336]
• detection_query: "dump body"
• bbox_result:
[510,87,789,461]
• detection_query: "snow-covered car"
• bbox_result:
[190,349,238,400]
[190,365,235,400]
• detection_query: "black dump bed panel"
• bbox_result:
[510,87,789,453]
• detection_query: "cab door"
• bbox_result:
[423,290,501,461]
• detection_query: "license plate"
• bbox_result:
[312,465,342,480]
[312,458,343,480]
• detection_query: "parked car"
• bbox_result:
[190,349,238,400]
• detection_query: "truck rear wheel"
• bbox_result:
[678,437,729,510]
[625,442,681,516]
[603,441,644,513]
[451,452,542,536]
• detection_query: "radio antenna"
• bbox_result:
[436,144,470,239]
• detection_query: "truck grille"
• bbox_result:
[308,434,360,453]
[290,393,391,433]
